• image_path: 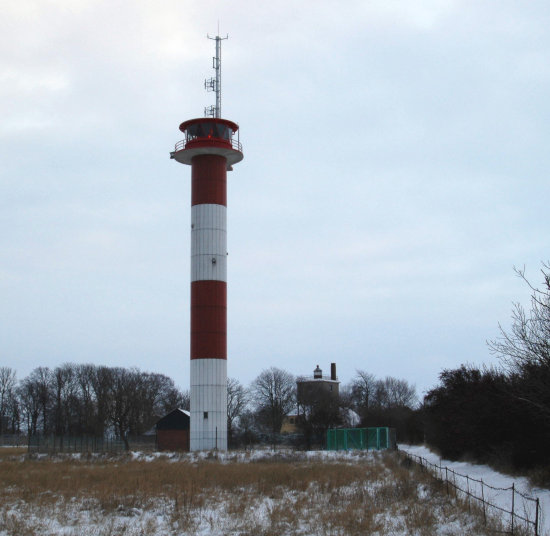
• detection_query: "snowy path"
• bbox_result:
[399,444,550,536]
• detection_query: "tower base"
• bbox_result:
[190,358,228,451]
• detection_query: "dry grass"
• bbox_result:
[0,447,26,459]
[0,449,513,535]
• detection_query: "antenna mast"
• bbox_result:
[205,34,228,118]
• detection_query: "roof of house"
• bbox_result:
[156,408,190,430]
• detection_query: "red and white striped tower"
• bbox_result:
[170,35,243,451]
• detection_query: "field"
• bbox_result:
[0,447,514,536]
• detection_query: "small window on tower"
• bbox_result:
[203,412,208,419]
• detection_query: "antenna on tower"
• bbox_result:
[204,33,228,118]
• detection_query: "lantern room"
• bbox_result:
[170,117,243,169]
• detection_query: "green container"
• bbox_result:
[326,427,396,451]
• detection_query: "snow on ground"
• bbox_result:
[0,448,505,536]
[128,446,377,464]
[399,444,550,536]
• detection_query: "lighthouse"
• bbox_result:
[170,35,243,451]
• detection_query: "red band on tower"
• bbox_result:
[190,280,227,359]
[191,155,227,206]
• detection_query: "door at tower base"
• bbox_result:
[190,358,227,451]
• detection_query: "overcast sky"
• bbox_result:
[1,0,549,398]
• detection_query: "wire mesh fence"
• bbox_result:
[0,434,27,447]
[28,435,157,454]
[400,450,541,536]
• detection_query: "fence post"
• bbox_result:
[445,467,449,496]
[511,482,515,535]
[480,478,486,526]
[466,475,470,512]
[453,470,457,499]
[535,497,539,536]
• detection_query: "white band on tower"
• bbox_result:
[191,204,227,283]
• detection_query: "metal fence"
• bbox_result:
[400,450,541,536]
[28,435,156,454]
[326,427,397,451]
[0,434,27,447]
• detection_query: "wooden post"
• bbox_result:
[511,483,515,535]
[480,478,486,525]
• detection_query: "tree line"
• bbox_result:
[423,264,550,476]
[0,364,188,450]
[1,361,420,449]
[229,367,420,448]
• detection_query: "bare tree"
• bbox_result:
[52,364,79,436]
[26,367,53,434]
[107,367,140,450]
[91,366,113,437]
[146,373,188,415]
[380,377,418,409]
[364,377,417,411]
[251,367,295,435]
[75,364,98,435]
[489,263,550,423]
[349,370,376,413]
[0,367,16,434]
[18,378,41,436]
[227,377,248,442]
[130,372,161,435]
[179,389,191,412]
